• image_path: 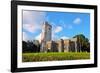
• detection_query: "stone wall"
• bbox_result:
[45,37,79,53]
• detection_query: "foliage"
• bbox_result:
[22,52,90,62]
[22,40,40,53]
[73,34,90,52]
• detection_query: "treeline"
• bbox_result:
[22,40,40,53]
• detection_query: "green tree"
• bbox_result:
[73,34,90,52]
[22,40,40,53]
[33,40,40,47]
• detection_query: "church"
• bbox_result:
[40,21,81,53]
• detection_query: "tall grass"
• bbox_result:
[22,52,90,62]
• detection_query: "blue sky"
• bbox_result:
[22,10,90,42]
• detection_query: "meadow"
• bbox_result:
[22,52,90,62]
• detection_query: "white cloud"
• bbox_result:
[73,18,81,24]
[35,33,42,43]
[59,20,73,29]
[61,36,69,39]
[23,32,28,41]
[23,24,41,33]
[23,11,46,33]
[54,26,63,33]
[59,20,66,27]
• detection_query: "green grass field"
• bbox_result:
[22,52,90,62]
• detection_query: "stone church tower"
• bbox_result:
[40,22,52,52]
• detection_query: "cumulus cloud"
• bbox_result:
[23,32,28,41]
[23,11,46,33]
[73,18,81,24]
[59,20,73,29]
[54,26,63,33]
[59,20,66,27]
[61,36,69,39]
[35,33,42,43]
[23,24,40,33]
